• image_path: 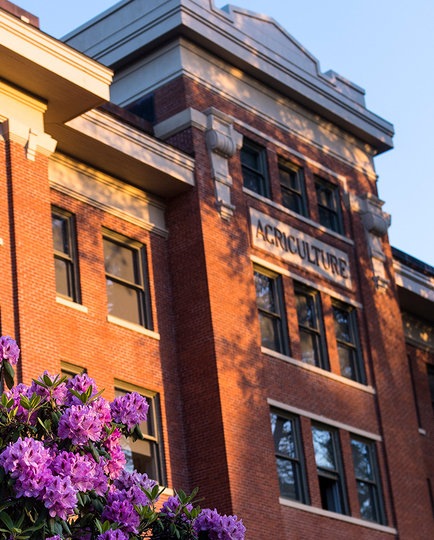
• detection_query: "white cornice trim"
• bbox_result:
[154,107,207,139]
[262,348,373,393]
[107,315,160,340]
[49,154,168,239]
[1,119,57,157]
[268,398,381,441]
[0,9,112,88]
[250,255,362,309]
[66,110,195,185]
[56,296,89,314]
[278,498,396,535]
[244,188,354,246]
[393,260,434,299]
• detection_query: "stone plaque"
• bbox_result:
[250,208,352,289]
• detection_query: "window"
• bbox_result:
[60,361,85,380]
[332,302,364,383]
[427,365,434,413]
[254,268,288,354]
[311,425,347,514]
[270,409,308,503]
[52,208,79,302]
[351,437,385,524]
[103,231,153,329]
[315,177,343,234]
[294,286,328,370]
[115,388,165,485]
[240,140,269,197]
[278,158,307,216]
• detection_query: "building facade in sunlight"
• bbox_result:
[0,0,434,538]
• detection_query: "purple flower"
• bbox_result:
[5,383,34,421]
[103,428,126,479]
[30,371,67,405]
[101,498,140,533]
[0,336,20,366]
[91,397,112,425]
[58,404,102,445]
[43,476,78,520]
[66,373,96,405]
[110,392,149,429]
[97,531,129,540]
[46,536,63,540]
[0,438,53,498]
[110,470,157,507]
[162,495,193,520]
[195,509,246,540]
[51,451,108,495]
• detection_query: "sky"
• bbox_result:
[14,0,434,266]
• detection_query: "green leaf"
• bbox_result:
[89,442,100,464]
[31,380,47,389]
[0,394,7,407]
[6,398,14,409]
[134,424,144,440]
[20,398,30,411]
[95,519,103,534]
[178,490,186,503]
[3,363,14,390]
[0,511,14,532]
[102,521,111,533]
[92,499,104,514]
[61,519,71,536]
[43,375,53,387]
[68,389,82,400]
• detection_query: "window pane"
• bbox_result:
[258,313,280,351]
[333,306,351,343]
[255,272,276,313]
[351,439,373,481]
[316,184,335,210]
[279,168,299,191]
[55,258,72,298]
[281,189,302,214]
[120,435,159,480]
[295,293,316,329]
[312,427,336,470]
[357,481,377,522]
[271,415,295,457]
[106,279,141,325]
[240,146,260,171]
[276,457,297,499]
[337,344,355,380]
[319,476,342,513]
[103,239,137,283]
[299,329,319,366]
[318,207,338,232]
[52,215,68,254]
[242,167,263,194]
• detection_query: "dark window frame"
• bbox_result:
[270,408,309,504]
[427,364,434,414]
[115,385,166,486]
[52,206,80,303]
[350,436,386,525]
[254,266,289,355]
[311,423,349,516]
[332,300,365,384]
[278,157,307,217]
[240,139,270,198]
[102,229,153,330]
[314,176,344,235]
[294,284,329,371]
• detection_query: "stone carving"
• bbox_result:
[344,192,391,292]
[203,108,243,220]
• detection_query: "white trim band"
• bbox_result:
[267,398,381,441]
[251,255,362,309]
[262,348,374,394]
[56,296,88,314]
[107,315,160,340]
[279,498,397,535]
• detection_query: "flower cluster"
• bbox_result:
[195,509,246,540]
[0,335,20,366]
[110,391,149,429]
[0,336,246,540]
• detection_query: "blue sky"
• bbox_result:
[15,0,434,266]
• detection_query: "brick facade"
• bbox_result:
[0,1,433,539]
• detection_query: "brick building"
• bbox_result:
[0,0,433,538]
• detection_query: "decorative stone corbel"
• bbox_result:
[203,107,243,221]
[344,192,391,292]
[1,119,57,159]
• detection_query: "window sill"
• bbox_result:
[279,498,397,535]
[56,296,88,314]
[262,347,375,394]
[107,315,160,340]
[419,428,427,435]
[243,187,354,246]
